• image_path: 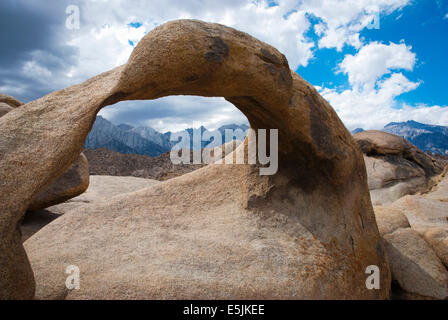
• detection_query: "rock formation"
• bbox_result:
[354,130,443,205]
[0,103,14,117]
[0,94,23,117]
[373,171,448,299]
[27,154,90,211]
[0,94,90,213]
[1,20,390,299]
[0,93,23,108]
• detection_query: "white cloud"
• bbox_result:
[22,60,52,79]
[98,96,249,133]
[319,84,448,130]
[318,40,448,130]
[300,0,411,51]
[339,41,416,91]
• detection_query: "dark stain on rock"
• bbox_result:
[185,74,200,82]
[205,37,229,63]
[308,95,333,154]
[279,69,292,86]
[377,241,384,257]
[258,48,292,87]
[307,94,344,160]
[265,63,278,75]
[259,48,281,65]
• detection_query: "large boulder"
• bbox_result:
[1,20,390,299]
[0,94,90,213]
[0,102,14,117]
[354,130,443,205]
[389,174,448,268]
[373,206,410,236]
[27,153,90,211]
[383,228,448,299]
[0,93,22,117]
[0,93,23,108]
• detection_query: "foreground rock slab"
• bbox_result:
[21,175,160,241]
[1,20,389,299]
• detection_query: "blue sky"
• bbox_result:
[1,0,447,132]
[300,0,448,107]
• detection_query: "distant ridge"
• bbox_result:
[351,128,365,134]
[382,120,448,155]
[85,116,249,156]
[84,116,167,156]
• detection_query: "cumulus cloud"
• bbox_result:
[0,0,77,100]
[339,41,416,91]
[99,96,249,133]
[318,41,448,130]
[301,0,411,51]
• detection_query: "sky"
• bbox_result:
[0,0,447,132]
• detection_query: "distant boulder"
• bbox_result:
[351,128,364,134]
[0,102,14,117]
[354,130,443,205]
[0,93,23,108]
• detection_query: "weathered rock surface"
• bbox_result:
[21,175,160,241]
[0,102,14,117]
[373,206,410,236]
[27,153,90,211]
[354,130,443,205]
[422,228,448,268]
[1,20,389,299]
[389,173,448,268]
[383,228,448,299]
[51,175,160,210]
[0,93,23,108]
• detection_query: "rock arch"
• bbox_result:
[0,20,390,299]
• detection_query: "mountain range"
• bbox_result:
[351,120,448,155]
[84,116,249,157]
[86,117,447,156]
